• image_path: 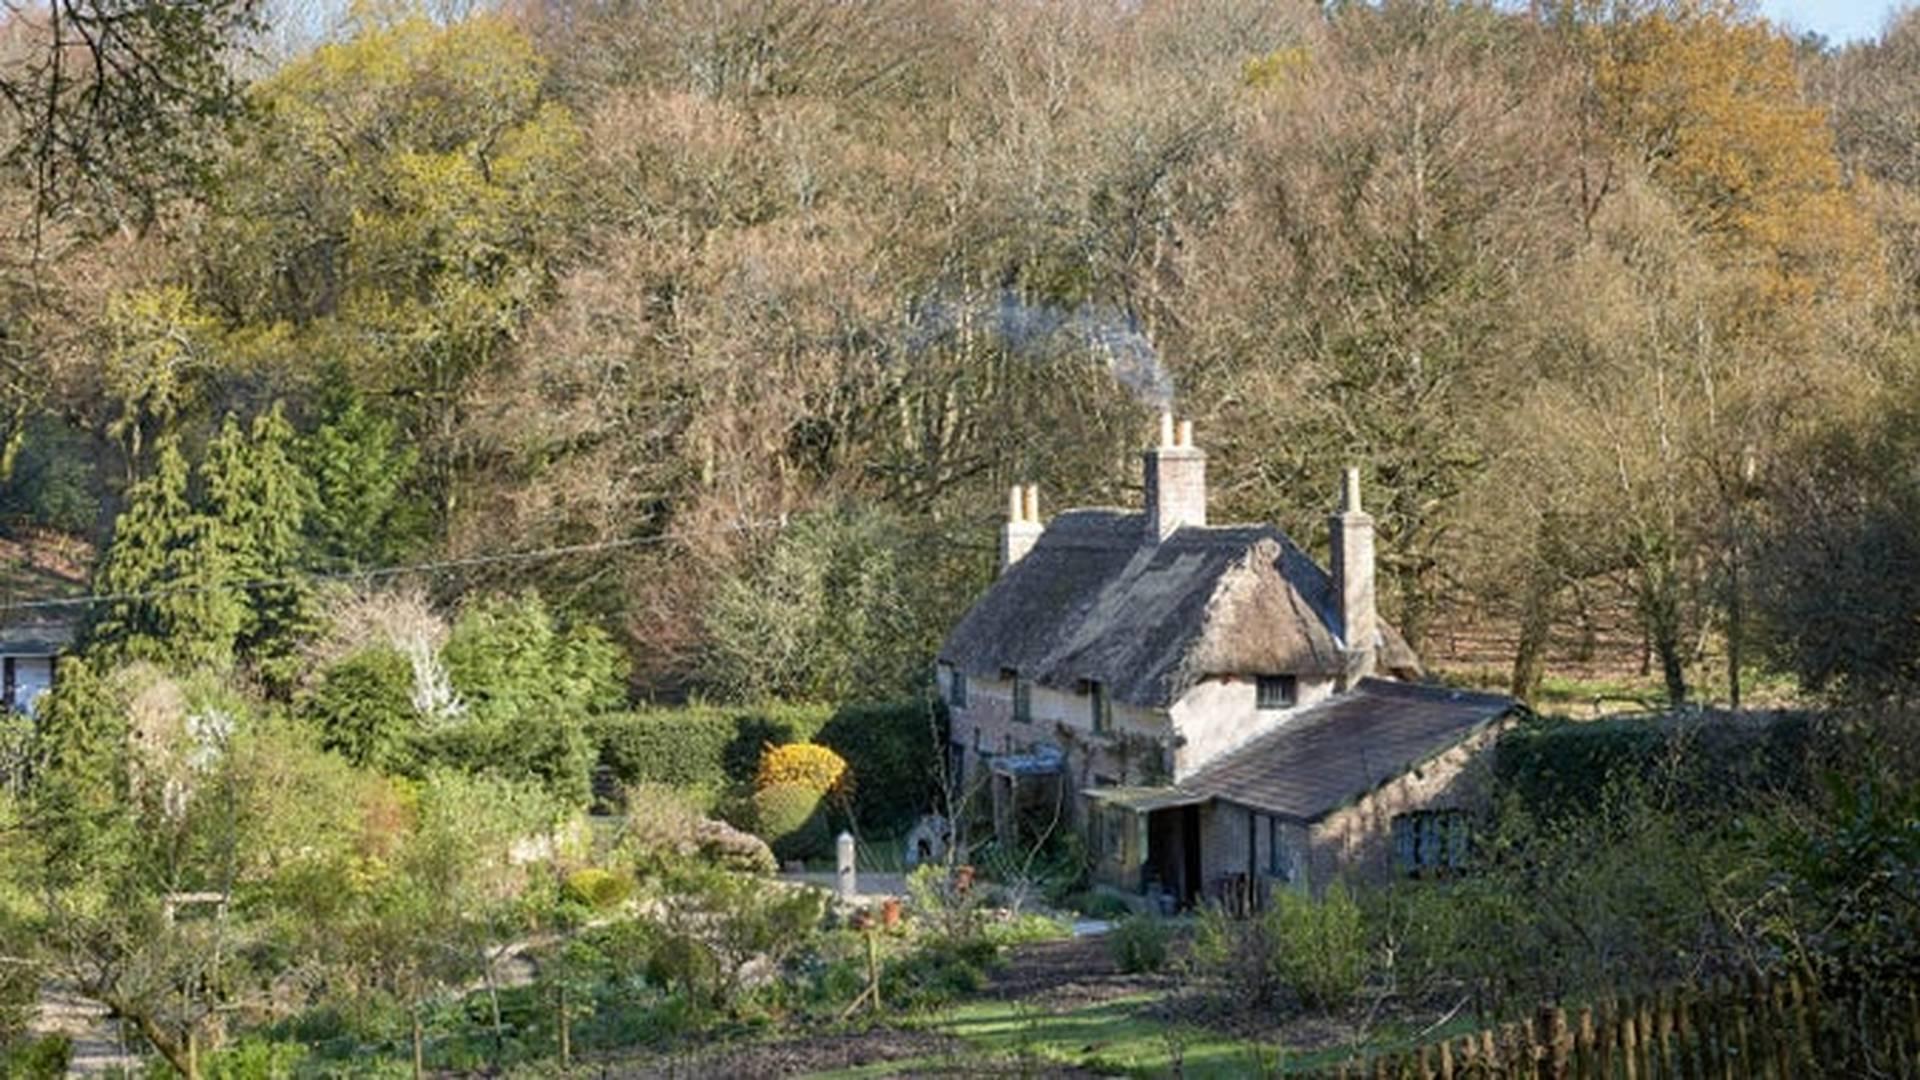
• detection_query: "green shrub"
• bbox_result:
[1495,713,1812,822]
[1270,881,1366,1010]
[0,1036,71,1080]
[202,1036,308,1079]
[591,699,945,831]
[1192,883,1366,1010]
[564,867,635,910]
[1109,914,1171,974]
[753,782,830,862]
[1066,890,1135,920]
[304,646,418,771]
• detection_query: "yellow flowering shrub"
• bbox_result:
[754,742,851,797]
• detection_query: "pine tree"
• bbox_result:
[89,436,242,666]
[302,391,419,570]
[28,658,133,891]
[203,403,314,685]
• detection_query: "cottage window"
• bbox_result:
[1013,676,1033,724]
[1268,817,1297,883]
[1392,810,1470,876]
[1256,675,1297,710]
[1089,680,1112,733]
[949,670,969,709]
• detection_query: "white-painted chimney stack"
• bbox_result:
[1000,483,1044,571]
[1329,466,1377,684]
[1144,413,1206,542]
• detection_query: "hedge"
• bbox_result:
[1495,711,1814,820]
[589,699,948,832]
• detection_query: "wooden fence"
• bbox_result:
[1307,973,1920,1079]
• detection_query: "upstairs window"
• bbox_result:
[949,670,969,709]
[1013,676,1033,724]
[1088,680,1112,733]
[1256,675,1298,710]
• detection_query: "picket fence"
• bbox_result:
[1306,973,1920,1079]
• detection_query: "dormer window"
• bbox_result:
[1256,675,1297,710]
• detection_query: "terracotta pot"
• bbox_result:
[954,864,975,893]
[880,897,903,928]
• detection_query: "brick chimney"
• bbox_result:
[1144,412,1206,542]
[1000,484,1042,571]
[1328,467,1377,682]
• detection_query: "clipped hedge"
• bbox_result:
[590,699,946,832]
[1495,711,1814,820]
[754,781,830,862]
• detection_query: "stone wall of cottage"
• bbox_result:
[938,665,1174,811]
[1303,720,1510,888]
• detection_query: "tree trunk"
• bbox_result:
[1510,574,1556,705]
[1726,529,1744,711]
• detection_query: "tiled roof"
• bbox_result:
[1178,679,1516,822]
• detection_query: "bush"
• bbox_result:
[0,1036,71,1080]
[621,784,777,876]
[592,699,945,831]
[753,782,830,862]
[1270,881,1366,1010]
[1108,914,1171,974]
[755,742,849,797]
[1192,883,1366,1010]
[1495,713,1812,822]
[564,868,635,911]
[304,646,418,771]
[650,861,827,1010]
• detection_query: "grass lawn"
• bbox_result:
[805,991,1490,1078]
[810,992,1373,1078]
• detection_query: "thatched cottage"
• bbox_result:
[936,415,1516,909]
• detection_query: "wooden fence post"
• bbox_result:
[1673,987,1695,1080]
[1594,1001,1616,1080]
[1620,998,1641,1080]
[1539,1005,1570,1080]
[1768,977,1793,1079]
[1576,1005,1595,1080]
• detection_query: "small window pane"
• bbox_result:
[1090,681,1111,733]
[1013,677,1032,723]
[950,671,969,708]
[1256,675,1297,710]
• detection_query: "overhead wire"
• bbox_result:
[0,515,789,615]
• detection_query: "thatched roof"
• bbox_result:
[1179,678,1516,822]
[938,510,1419,707]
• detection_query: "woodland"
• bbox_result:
[1,1,1919,1077]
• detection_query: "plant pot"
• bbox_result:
[880,897,902,928]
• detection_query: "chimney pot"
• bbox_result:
[1143,416,1206,542]
[1001,481,1043,571]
